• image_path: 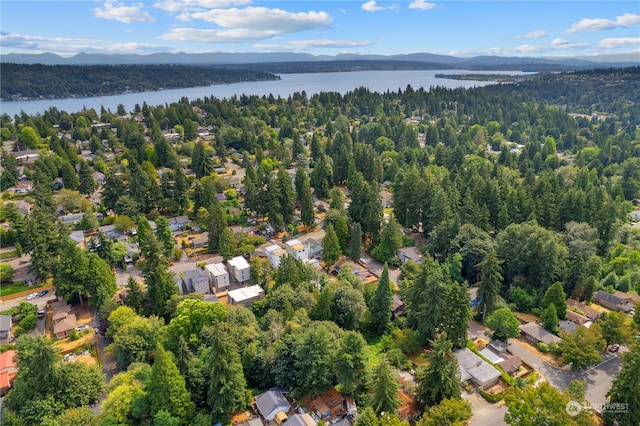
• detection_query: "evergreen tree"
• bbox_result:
[335,214,349,252]
[124,276,145,314]
[294,324,337,396]
[335,331,367,396]
[541,282,567,320]
[218,227,237,260]
[368,356,400,416]
[605,344,640,426]
[540,303,559,333]
[192,142,214,178]
[299,172,315,227]
[155,216,174,257]
[348,222,363,260]
[322,223,341,267]
[276,166,295,225]
[206,322,248,423]
[476,249,502,321]
[416,334,461,408]
[78,160,97,195]
[0,151,19,191]
[25,202,61,281]
[440,283,472,349]
[310,155,332,199]
[369,264,393,336]
[404,255,445,344]
[371,216,403,263]
[312,285,335,321]
[354,407,379,426]
[173,165,189,213]
[207,200,227,254]
[147,342,195,423]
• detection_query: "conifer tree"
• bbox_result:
[322,223,341,267]
[78,160,97,195]
[147,342,195,423]
[369,264,393,336]
[541,303,559,333]
[416,333,461,408]
[476,249,502,321]
[542,282,567,320]
[368,356,400,415]
[348,222,363,261]
[335,331,367,396]
[605,344,640,426]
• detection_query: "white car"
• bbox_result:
[75,325,89,332]
[26,293,38,300]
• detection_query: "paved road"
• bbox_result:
[465,391,508,426]
[0,291,56,312]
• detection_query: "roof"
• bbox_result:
[183,268,208,282]
[317,387,344,409]
[479,348,504,364]
[205,262,228,276]
[228,255,250,269]
[255,390,291,421]
[594,290,634,311]
[519,322,562,345]
[286,239,305,250]
[391,294,405,312]
[613,291,640,305]
[0,350,17,371]
[454,348,502,386]
[498,353,522,373]
[398,247,423,263]
[228,285,264,302]
[559,320,577,334]
[286,413,317,426]
[565,309,590,326]
[265,244,285,255]
[53,313,77,334]
[566,299,601,321]
[489,340,509,353]
[168,215,189,225]
[0,315,11,331]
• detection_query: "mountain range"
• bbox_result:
[2,51,638,69]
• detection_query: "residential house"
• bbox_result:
[228,256,251,283]
[565,310,592,327]
[191,232,209,249]
[498,353,523,375]
[254,390,291,422]
[8,181,33,194]
[559,320,577,334]
[397,247,423,264]
[227,285,264,306]
[391,294,405,318]
[396,388,422,422]
[519,322,561,346]
[613,291,640,307]
[182,268,211,294]
[0,349,18,396]
[594,290,634,313]
[92,171,105,186]
[314,199,330,212]
[285,413,316,426]
[168,215,190,231]
[51,300,77,339]
[306,238,323,259]
[265,244,286,269]
[61,212,84,226]
[285,239,308,261]
[98,224,126,241]
[14,149,39,165]
[312,388,345,421]
[205,263,230,292]
[454,348,502,390]
[566,298,601,321]
[11,200,31,216]
[0,315,12,340]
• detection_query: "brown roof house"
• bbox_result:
[566,299,601,321]
[51,300,77,339]
[0,349,18,396]
[519,322,561,346]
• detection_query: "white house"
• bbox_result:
[205,262,230,292]
[227,256,251,283]
[286,239,308,261]
[227,285,264,306]
[265,244,286,269]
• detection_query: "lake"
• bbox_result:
[0,70,530,117]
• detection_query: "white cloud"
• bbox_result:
[409,0,436,11]
[159,27,278,42]
[362,1,385,12]
[551,38,569,46]
[93,1,155,23]
[254,39,373,51]
[186,7,332,32]
[153,0,251,13]
[565,13,640,34]
[517,29,547,39]
[596,37,640,50]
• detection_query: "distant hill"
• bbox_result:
[2,51,638,69]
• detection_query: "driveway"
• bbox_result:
[465,391,508,426]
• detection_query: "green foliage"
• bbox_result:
[417,397,472,426]
[558,325,605,371]
[541,282,567,320]
[540,304,559,333]
[476,249,502,320]
[322,223,341,267]
[368,356,400,415]
[369,264,393,336]
[485,308,520,341]
[605,344,640,426]
[416,333,461,408]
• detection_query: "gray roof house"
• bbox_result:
[0,315,12,336]
[519,322,561,345]
[594,290,635,313]
[454,348,502,390]
[168,215,190,231]
[182,268,210,294]
[254,390,291,422]
[398,247,424,264]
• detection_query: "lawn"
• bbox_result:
[0,250,17,259]
[0,281,50,298]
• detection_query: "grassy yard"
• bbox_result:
[0,250,17,259]
[0,281,49,298]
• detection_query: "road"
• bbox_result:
[0,290,56,312]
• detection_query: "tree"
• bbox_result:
[155,216,174,257]
[354,407,379,426]
[322,223,341,267]
[348,222,363,260]
[369,264,393,336]
[371,217,403,263]
[485,308,520,341]
[504,382,594,426]
[205,322,248,423]
[25,200,61,281]
[540,304,559,333]
[416,333,461,408]
[368,356,400,416]
[294,323,337,396]
[335,331,367,396]
[147,342,195,423]
[335,214,349,253]
[77,160,96,195]
[440,283,471,349]
[542,282,567,320]
[1,262,14,283]
[333,286,367,330]
[605,344,640,426]
[20,126,40,148]
[599,311,634,346]
[417,397,472,426]
[276,166,295,225]
[404,255,445,344]
[476,249,502,321]
[53,361,105,409]
[558,325,605,371]
[207,200,227,254]
[218,227,237,260]
[109,315,163,370]
[77,210,99,231]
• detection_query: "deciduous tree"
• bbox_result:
[485,308,520,341]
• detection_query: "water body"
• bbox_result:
[0,70,530,117]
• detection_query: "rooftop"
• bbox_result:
[228,285,264,302]
[454,348,502,386]
[205,262,228,276]
[228,256,250,269]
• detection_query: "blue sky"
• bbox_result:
[1,1,639,58]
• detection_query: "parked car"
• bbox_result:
[75,325,89,332]
[26,292,38,300]
[608,344,620,353]
[37,310,46,318]
[38,289,49,297]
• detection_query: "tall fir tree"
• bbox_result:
[440,283,472,349]
[322,223,341,267]
[476,249,502,321]
[416,333,461,408]
[369,264,393,336]
[335,331,367,396]
[605,344,640,426]
[155,215,174,257]
[404,255,446,344]
[78,160,97,195]
[207,199,227,254]
[348,222,363,260]
[368,356,400,415]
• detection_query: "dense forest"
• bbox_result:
[0,66,639,426]
[0,63,278,100]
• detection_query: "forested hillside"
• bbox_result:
[1,67,639,426]
[0,63,278,100]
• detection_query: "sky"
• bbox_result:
[1,1,639,58]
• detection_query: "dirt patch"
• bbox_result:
[517,338,564,368]
[485,379,510,395]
